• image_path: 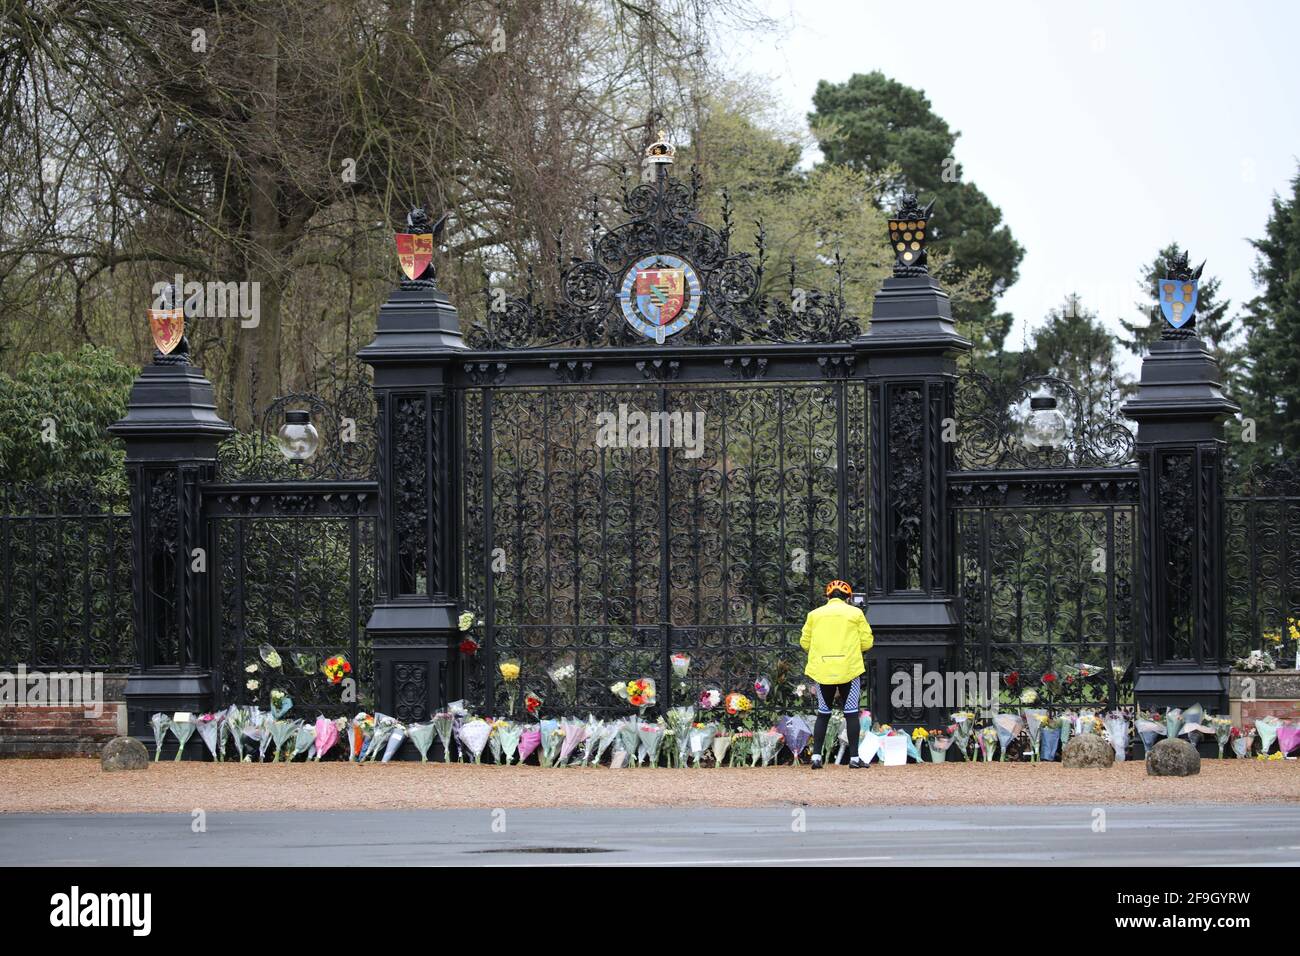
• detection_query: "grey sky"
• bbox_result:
[728,0,1300,370]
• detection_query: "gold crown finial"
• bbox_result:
[645,130,675,164]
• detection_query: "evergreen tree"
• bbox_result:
[1025,294,1128,409]
[1239,169,1300,457]
[808,71,1024,356]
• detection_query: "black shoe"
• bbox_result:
[849,757,865,769]
[810,754,823,770]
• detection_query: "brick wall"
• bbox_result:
[0,676,128,757]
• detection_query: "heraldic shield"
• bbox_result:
[148,307,185,355]
[1159,276,1199,329]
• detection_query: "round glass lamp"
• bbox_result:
[1023,392,1067,452]
[276,410,320,462]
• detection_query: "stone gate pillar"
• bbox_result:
[359,216,468,724]
[856,194,970,729]
[109,342,233,753]
[1123,269,1238,713]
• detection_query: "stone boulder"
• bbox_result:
[1146,737,1200,776]
[1062,733,1115,769]
[101,736,149,772]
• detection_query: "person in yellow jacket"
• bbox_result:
[801,579,873,768]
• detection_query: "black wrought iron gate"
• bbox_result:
[462,380,869,715]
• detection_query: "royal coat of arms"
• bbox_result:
[618,254,702,343]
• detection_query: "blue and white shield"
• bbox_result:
[1159,277,1198,329]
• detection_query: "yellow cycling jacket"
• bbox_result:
[799,597,874,685]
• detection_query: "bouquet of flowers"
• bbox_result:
[457,717,493,764]
[368,714,400,762]
[725,692,753,720]
[432,710,456,763]
[1102,713,1131,762]
[1038,717,1062,762]
[728,729,753,767]
[665,706,696,767]
[270,689,293,720]
[223,705,247,761]
[822,711,845,764]
[496,720,524,765]
[1163,707,1185,743]
[322,654,351,685]
[1231,727,1256,758]
[777,715,812,765]
[757,727,784,767]
[637,722,665,767]
[349,712,373,761]
[591,720,620,766]
[258,643,283,671]
[753,676,771,702]
[403,722,433,762]
[711,732,732,768]
[269,718,300,761]
[621,678,656,717]
[1179,703,1206,749]
[169,713,196,761]
[1277,722,1300,758]
[698,686,722,711]
[687,723,716,767]
[524,691,543,719]
[927,730,953,762]
[310,716,337,762]
[671,653,691,702]
[252,709,275,761]
[292,722,316,761]
[558,717,588,766]
[976,725,1000,761]
[949,711,975,760]
[1022,710,1048,761]
[1208,716,1234,759]
[614,719,640,769]
[1254,715,1281,756]
[548,660,577,707]
[149,712,170,762]
[518,725,542,764]
[538,718,562,767]
[1135,713,1166,756]
[196,713,224,762]
[499,658,522,715]
[992,713,1025,761]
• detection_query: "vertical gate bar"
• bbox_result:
[776,386,787,624]
[1106,506,1116,708]
[80,511,92,668]
[234,518,246,701]
[658,385,671,704]
[1248,499,1259,648]
[56,501,66,666]
[542,389,552,644]
[483,388,496,713]
[349,514,360,695]
[836,381,849,581]
[720,389,731,630]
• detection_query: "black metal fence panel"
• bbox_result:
[0,483,134,670]
[1225,456,1300,662]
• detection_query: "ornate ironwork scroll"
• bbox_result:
[469,168,858,349]
[1225,454,1300,660]
[217,379,378,482]
[954,371,1135,470]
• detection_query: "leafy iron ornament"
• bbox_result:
[470,136,858,349]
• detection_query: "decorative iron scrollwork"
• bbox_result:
[468,164,857,349]
[955,371,1135,470]
[217,379,378,482]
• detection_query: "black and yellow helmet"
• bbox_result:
[825,579,852,598]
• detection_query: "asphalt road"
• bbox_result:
[3,804,1300,866]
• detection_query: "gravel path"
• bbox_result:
[1,758,1298,812]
